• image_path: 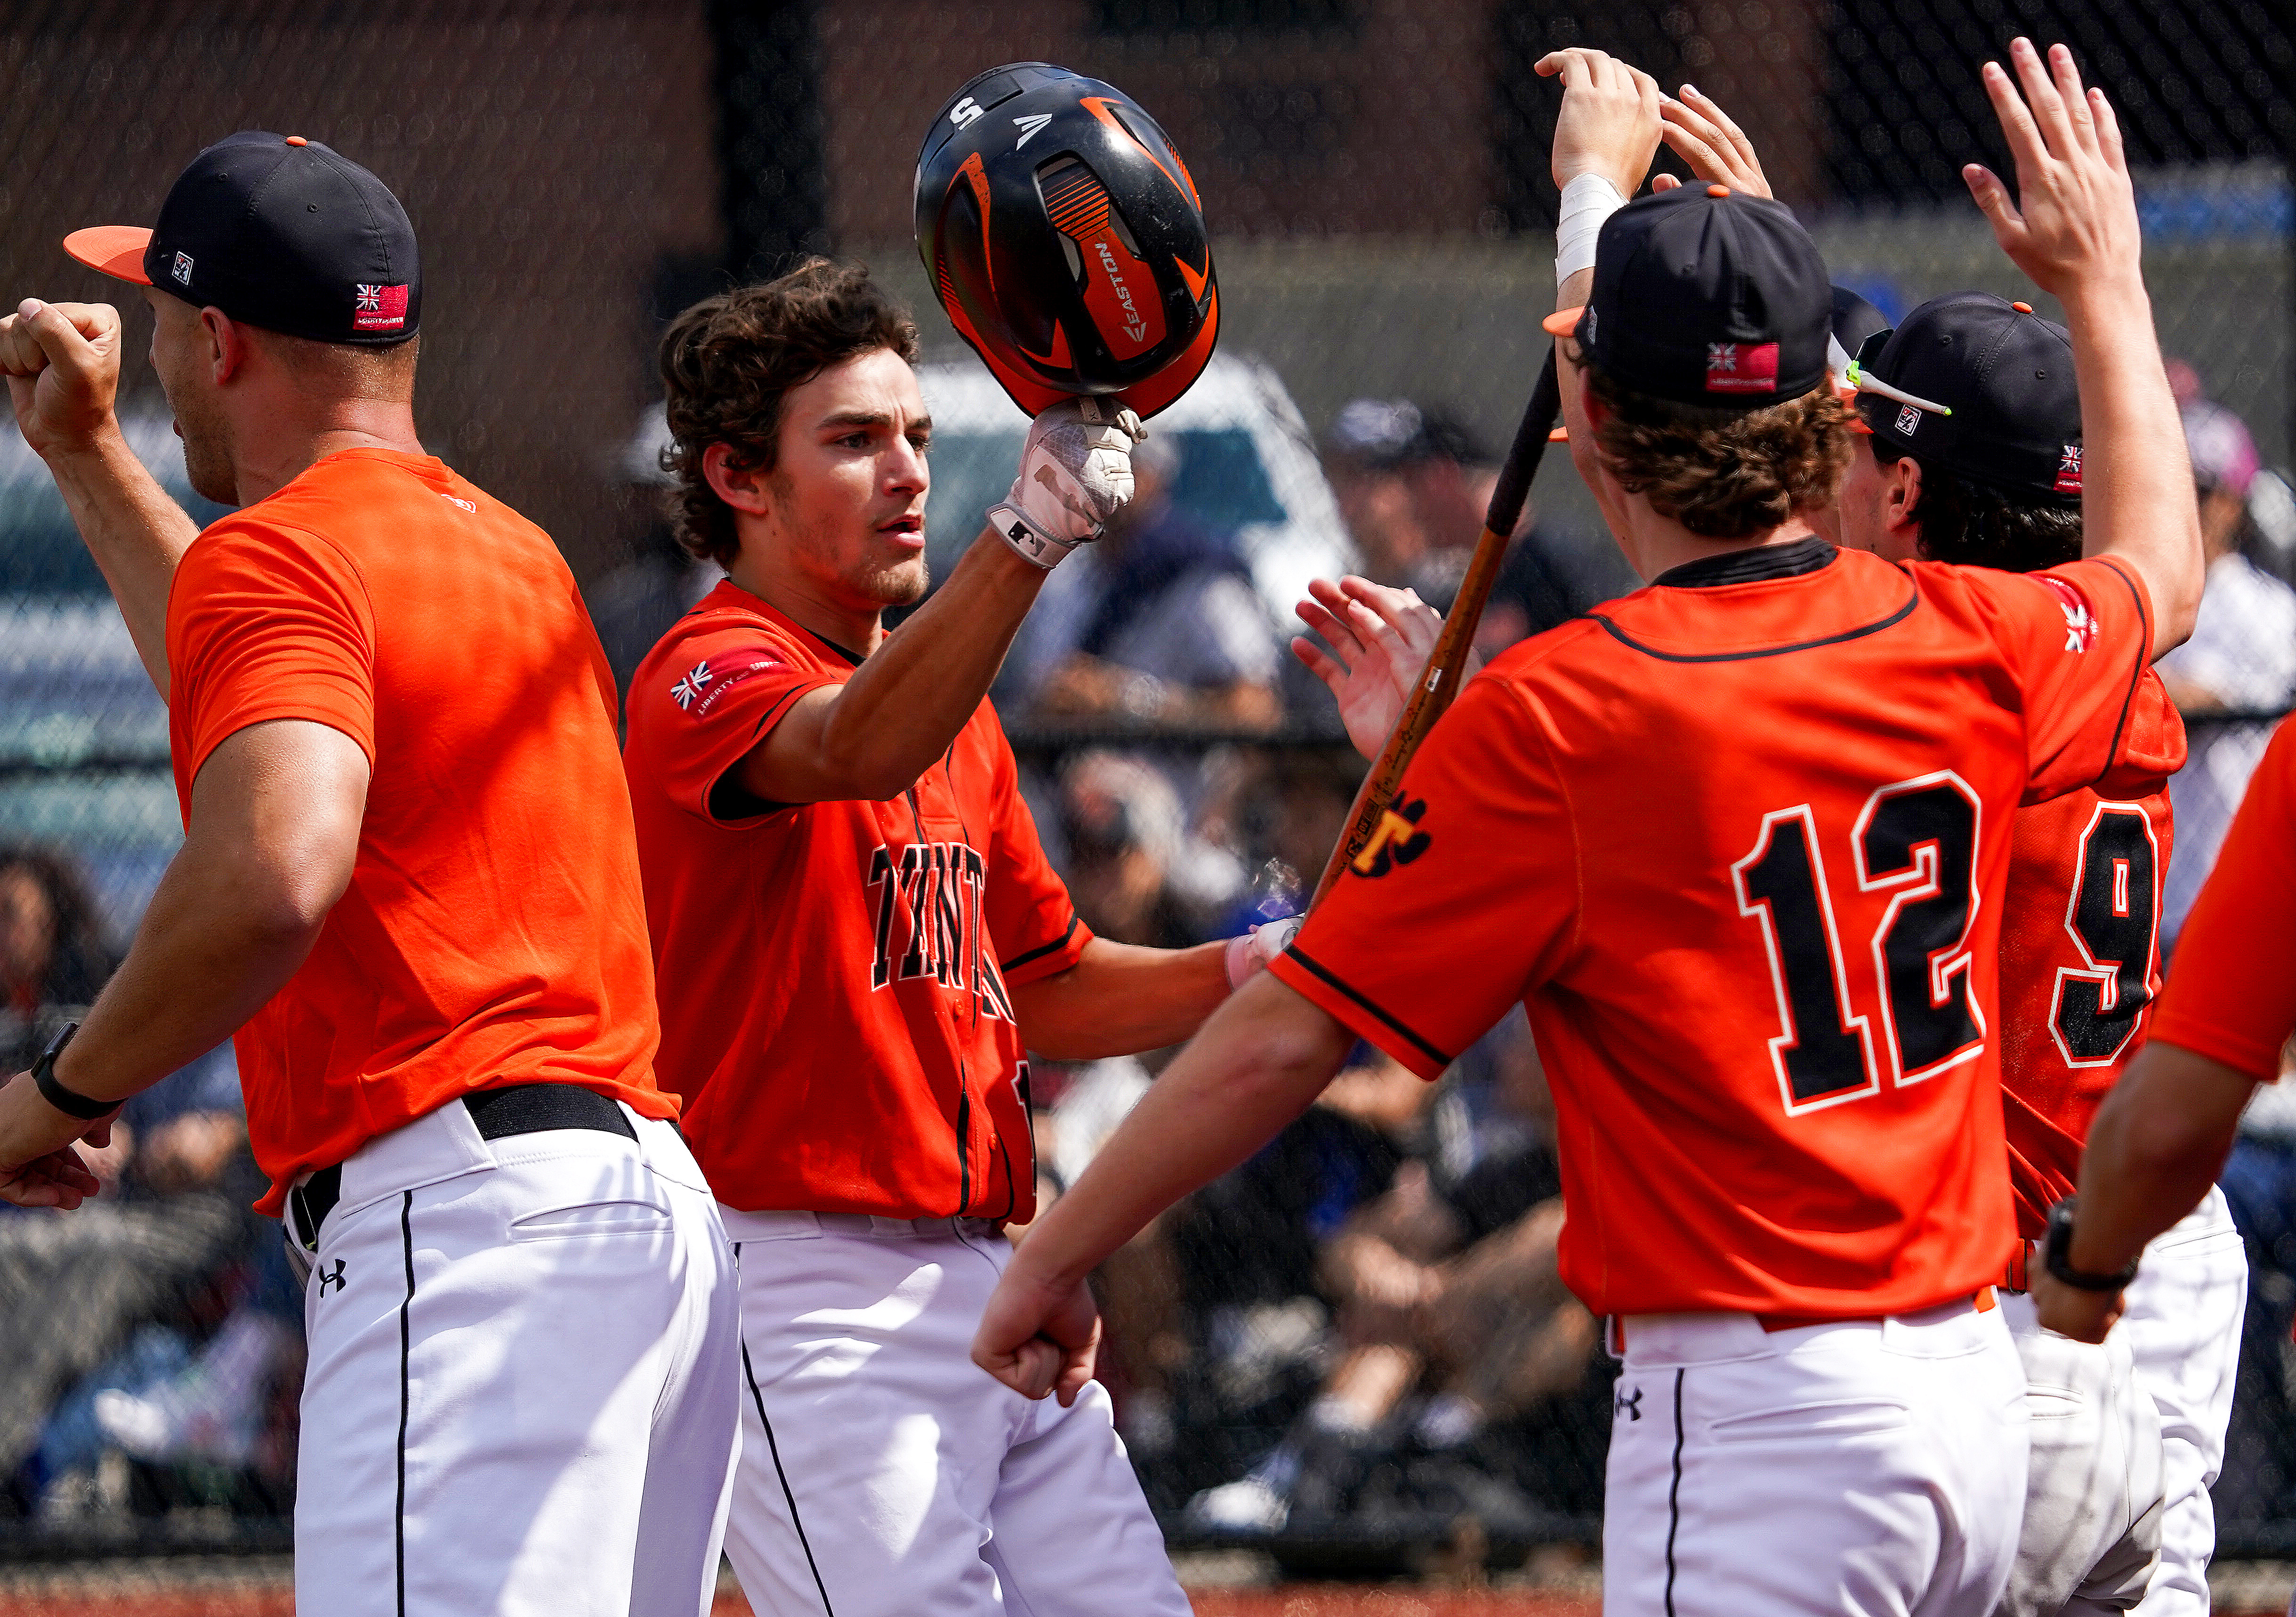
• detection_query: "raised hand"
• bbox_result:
[1534,48,1665,199]
[0,299,125,460]
[1962,39,2139,301]
[1658,84,1774,199]
[1292,576,1468,763]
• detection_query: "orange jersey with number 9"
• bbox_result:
[1995,675,2181,1239]
[1271,539,2158,1321]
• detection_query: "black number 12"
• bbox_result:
[1734,773,1985,1114]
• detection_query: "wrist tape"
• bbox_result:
[1556,174,1627,286]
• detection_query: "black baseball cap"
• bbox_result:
[1543,185,1831,410]
[64,131,420,346]
[1852,291,2081,507]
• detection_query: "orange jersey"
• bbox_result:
[622,580,1090,1220]
[2151,713,2296,1080]
[1996,674,2184,1238]
[1271,539,2156,1319]
[166,450,674,1216]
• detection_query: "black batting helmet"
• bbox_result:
[916,63,1217,419]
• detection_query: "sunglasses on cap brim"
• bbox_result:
[1842,328,1956,418]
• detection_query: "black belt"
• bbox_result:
[289,1083,637,1250]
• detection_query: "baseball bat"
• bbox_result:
[1309,349,1565,907]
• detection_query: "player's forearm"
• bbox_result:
[58,719,366,1106]
[1009,938,1230,1058]
[1003,973,1357,1290]
[2060,278,2204,660]
[41,427,201,695]
[747,526,1046,803]
[54,844,328,1107]
[2068,1040,2253,1274]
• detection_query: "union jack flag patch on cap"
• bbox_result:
[352,283,409,333]
[2054,444,2083,496]
[1705,341,1779,395]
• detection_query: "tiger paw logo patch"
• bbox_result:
[1350,794,1431,878]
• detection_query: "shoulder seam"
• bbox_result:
[2085,557,2152,792]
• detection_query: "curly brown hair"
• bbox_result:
[658,259,919,567]
[1582,361,1854,541]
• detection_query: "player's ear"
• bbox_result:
[702,442,775,516]
[1887,455,1923,539]
[202,307,246,386]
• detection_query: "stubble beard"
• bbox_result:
[855,552,930,609]
[167,384,239,507]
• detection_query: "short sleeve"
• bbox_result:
[632,620,837,826]
[169,521,378,780]
[2151,715,2296,1081]
[1268,676,1577,1080]
[980,717,1093,987]
[2090,670,2187,800]
[1959,556,2155,804]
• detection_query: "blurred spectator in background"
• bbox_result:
[2156,387,2296,946]
[0,845,286,1520]
[1321,397,1633,660]
[1184,1011,1595,1537]
[1056,750,1241,949]
[0,845,112,1071]
[1024,437,1283,730]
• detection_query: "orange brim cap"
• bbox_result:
[63,226,154,285]
[1541,306,1585,338]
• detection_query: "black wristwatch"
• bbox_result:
[2043,1196,2139,1293]
[28,1022,112,1122]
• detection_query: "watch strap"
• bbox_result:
[29,1022,111,1122]
[2043,1196,2138,1292]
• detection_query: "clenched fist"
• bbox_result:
[0,299,125,461]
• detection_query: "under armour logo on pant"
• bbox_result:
[1615,1385,1643,1422]
[315,1259,347,1296]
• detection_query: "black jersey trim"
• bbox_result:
[1652,535,1837,589]
[2088,559,2151,790]
[1583,582,1918,664]
[1000,915,1081,975]
[706,682,821,822]
[1282,945,1451,1069]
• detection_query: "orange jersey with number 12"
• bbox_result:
[1272,539,2157,1321]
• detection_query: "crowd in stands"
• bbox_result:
[6,369,2295,1539]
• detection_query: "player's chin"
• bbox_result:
[858,552,930,609]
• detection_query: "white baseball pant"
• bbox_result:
[719,1210,1191,1617]
[294,1097,742,1617]
[1992,1296,2164,1617]
[1994,1186,2246,1617]
[1602,1298,2028,1617]
[2120,1187,2247,1616]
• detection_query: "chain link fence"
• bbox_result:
[0,0,2291,1579]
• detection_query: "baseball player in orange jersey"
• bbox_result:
[0,136,738,1615]
[1299,295,2191,1611]
[619,260,1297,1617]
[974,39,2205,1615]
[1657,81,2241,1612]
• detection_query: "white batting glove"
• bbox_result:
[1225,916,1305,990]
[988,396,1147,569]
